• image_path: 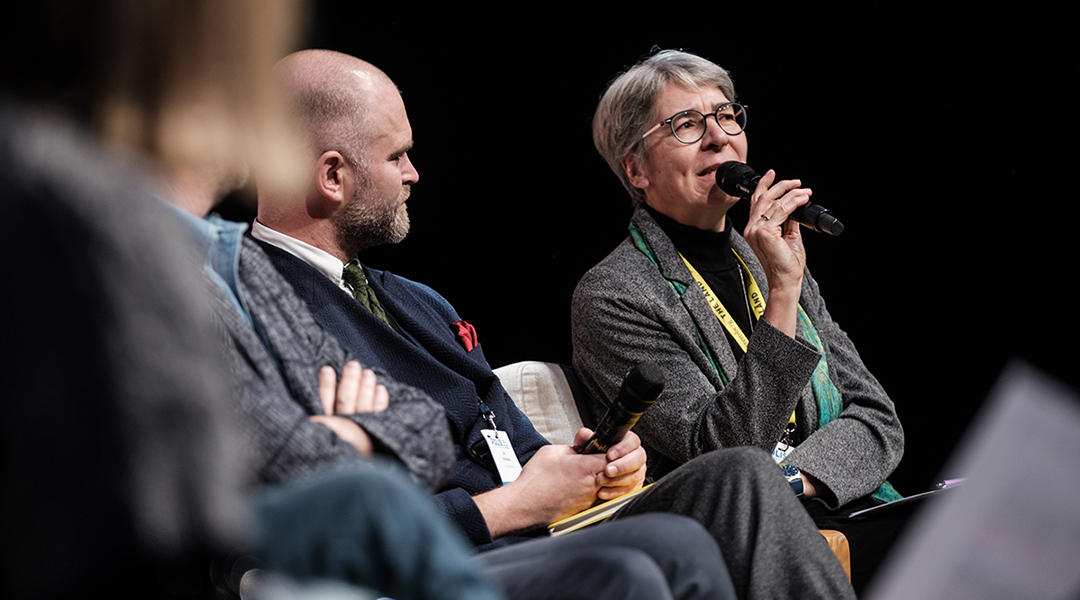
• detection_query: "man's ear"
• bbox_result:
[621,154,649,191]
[313,150,350,206]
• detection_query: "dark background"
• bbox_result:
[225,4,1078,496]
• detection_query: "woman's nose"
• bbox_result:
[700,116,729,150]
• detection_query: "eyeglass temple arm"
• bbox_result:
[641,122,665,139]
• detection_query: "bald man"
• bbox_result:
[252,49,853,600]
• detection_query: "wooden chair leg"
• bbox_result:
[819,529,851,581]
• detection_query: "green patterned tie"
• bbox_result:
[342,262,390,326]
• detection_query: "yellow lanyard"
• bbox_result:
[680,252,796,426]
[679,252,763,352]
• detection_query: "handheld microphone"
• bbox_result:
[580,362,664,455]
[715,161,844,236]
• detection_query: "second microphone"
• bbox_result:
[579,361,665,455]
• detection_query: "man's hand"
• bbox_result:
[576,428,647,501]
[473,444,608,537]
[308,361,388,456]
[472,427,649,538]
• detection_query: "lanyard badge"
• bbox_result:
[478,400,522,484]
[772,421,797,464]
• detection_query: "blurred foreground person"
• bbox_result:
[0,2,501,599]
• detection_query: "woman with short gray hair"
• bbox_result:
[572,49,905,595]
[593,50,736,207]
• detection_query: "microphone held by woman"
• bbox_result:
[715,161,844,236]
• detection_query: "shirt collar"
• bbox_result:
[251,219,351,293]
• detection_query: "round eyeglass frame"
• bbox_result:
[641,102,748,144]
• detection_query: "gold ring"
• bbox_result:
[761,214,771,221]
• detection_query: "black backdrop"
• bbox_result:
[222,4,1078,496]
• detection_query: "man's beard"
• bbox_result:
[333,183,411,258]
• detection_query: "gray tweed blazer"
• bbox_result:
[209,237,455,490]
[572,207,903,507]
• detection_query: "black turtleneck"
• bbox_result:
[643,204,755,361]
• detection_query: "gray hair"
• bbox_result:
[592,50,736,206]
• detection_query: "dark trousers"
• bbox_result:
[478,513,737,600]
[613,446,857,600]
[254,463,734,600]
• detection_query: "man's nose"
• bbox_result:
[402,153,419,184]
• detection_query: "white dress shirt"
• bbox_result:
[250,219,353,296]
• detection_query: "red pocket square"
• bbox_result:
[451,320,478,352]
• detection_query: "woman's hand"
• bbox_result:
[742,169,811,338]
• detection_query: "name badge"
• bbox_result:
[482,429,522,484]
[771,441,793,464]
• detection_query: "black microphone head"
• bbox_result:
[715,161,758,200]
[817,212,844,236]
[622,361,665,410]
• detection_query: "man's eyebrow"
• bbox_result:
[392,141,414,156]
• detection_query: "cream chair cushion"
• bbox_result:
[493,361,584,446]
